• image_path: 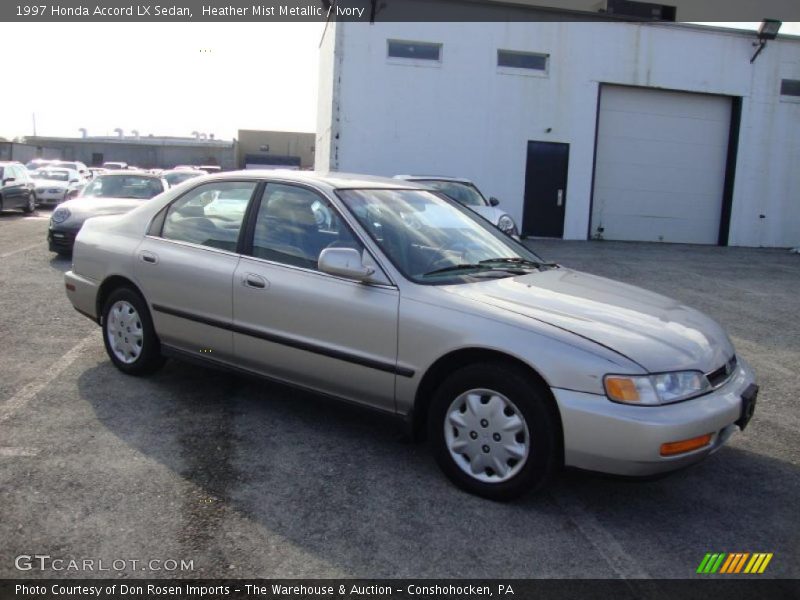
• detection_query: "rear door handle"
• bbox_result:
[557,189,564,207]
[140,251,158,264]
[243,273,268,289]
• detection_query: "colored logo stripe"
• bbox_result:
[698,553,773,574]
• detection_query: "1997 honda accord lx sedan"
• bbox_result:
[63,171,758,499]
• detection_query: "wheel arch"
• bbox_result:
[96,275,147,324]
[412,348,564,453]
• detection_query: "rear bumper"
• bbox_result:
[37,190,68,204]
[555,357,757,476]
[64,270,100,322]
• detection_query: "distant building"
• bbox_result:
[0,141,60,163]
[316,8,800,247]
[236,130,316,170]
[23,134,236,170]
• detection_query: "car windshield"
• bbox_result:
[32,169,70,181]
[80,175,164,199]
[163,171,203,186]
[417,180,487,207]
[338,188,543,284]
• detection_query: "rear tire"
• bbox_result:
[428,362,560,500]
[102,287,165,375]
[22,193,35,214]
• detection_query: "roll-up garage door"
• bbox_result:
[591,85,732,244]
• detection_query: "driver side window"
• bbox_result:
[249,183,363,270]
[162,181,256,252]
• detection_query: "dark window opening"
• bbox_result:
[388,40,442,61]
[498,50,548,71]
[780,79,800,97]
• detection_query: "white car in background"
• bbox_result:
[52,160,90,181]
[161,168,207,187]
[395,175,519,237]
[31,168,83,205]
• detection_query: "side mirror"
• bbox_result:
[318,247,375,281]
[489,197,500,207]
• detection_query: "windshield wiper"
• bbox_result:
[422,263,489,277]
[479,257,558,269]
[422,262,533,278]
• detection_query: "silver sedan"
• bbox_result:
[63,171,758,499]
[395,175,519,236]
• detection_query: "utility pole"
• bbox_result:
[32,113,37,136]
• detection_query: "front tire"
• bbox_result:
[428,362,560,500]
[102,287,165,375]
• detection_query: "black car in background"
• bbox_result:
[0,162,37,213]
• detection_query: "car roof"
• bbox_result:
[394,175,475,184]
[161,168,206,175]
[95,170,160,178]
[204,170,429,191]
[0,161,24,166]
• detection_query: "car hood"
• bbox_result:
[441,268,734,373]
[56,197,144,225]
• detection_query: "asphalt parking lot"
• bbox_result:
[1,209,798,580]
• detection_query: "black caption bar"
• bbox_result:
[2,0,800,22]
[2,580,800,600]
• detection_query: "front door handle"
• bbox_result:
[140,251,158,264]
[243,273,268,289]
[557,189,564,207]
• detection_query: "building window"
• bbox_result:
[387,40,442,62]
[780,79,800,97]
[497,50,548,72]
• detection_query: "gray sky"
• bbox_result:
[0,21,796,142]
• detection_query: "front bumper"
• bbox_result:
[555,357,757,476]
[48,226,80,252]
[64,270,100,322]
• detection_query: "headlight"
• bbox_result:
[51,207,71,224]
[604,371,711,405]
[497,214,517,235]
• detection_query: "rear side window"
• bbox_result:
[161,181,257,252]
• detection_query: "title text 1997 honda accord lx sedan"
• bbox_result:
[63,171,758,500]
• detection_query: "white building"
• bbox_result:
[316,16,800,247]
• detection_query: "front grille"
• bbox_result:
[707,355,737,388]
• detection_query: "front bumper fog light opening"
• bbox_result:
[660,433,713,457]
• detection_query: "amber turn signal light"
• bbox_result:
[660,433,713,456]
[604,376,640,402]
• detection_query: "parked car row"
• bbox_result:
[62,170,758,500]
